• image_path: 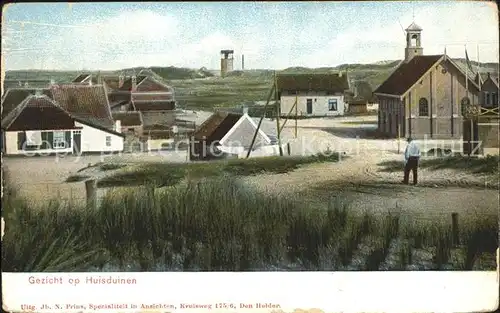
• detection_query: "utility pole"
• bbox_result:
[274,71,283,156]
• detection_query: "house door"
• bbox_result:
[462,118,479,155]
[388,114,392,136]
[73,131,81,154]
[306,99,313,114]
[395,114,400,137]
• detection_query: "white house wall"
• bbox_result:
[220,116,270,149]
[4,123,123,155]
[280,92,346,117]
[75,121,123,153]
[4,130,73,155]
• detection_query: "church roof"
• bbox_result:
[374,54,481,97]
[406,22,422,31]
[374,55,443,96]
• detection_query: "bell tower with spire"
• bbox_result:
[404,15,423,63]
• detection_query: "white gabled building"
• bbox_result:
[277,72,350,117]
[189,111,287,160]
[1,85,124,156]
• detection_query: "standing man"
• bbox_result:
[403,137,421,185]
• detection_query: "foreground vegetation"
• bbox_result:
[93,153,341,188]
[2,174,497,272]
[378,155,500,175]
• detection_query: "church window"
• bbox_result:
[418,98,429,116]
[461,97,470,116]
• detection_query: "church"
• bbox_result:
[374,21,482,140]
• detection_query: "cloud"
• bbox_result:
[2,2,499,70]
[296,1,498,67]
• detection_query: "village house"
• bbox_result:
[478,72,499,108]
[111,111,145,152]
[1,85,124,155]
[374,21,482,141]
[72,72,181,150]
[348,99,369,114]
[111,111,144,136]
[189,111,277,161]
[277,73,350,117]
[475,72,499,155]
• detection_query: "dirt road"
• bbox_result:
[240,116,499,220]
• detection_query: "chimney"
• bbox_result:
[35,89,43,96]
[131,75,137,92]
[242,106,249,115]
[115,120,121,133]
[487,72,491,79]
[338,71,343,77]
[24,82,29,87]
[118,75,125,88]
[97,72,102,85]
[50,79,55,85]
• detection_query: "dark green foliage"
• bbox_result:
[97,153,340,188]
[378,155,499,175]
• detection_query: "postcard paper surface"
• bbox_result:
[1,1,499,312]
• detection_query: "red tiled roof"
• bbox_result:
[1,95,76,131]
[133,101,176,111]
[374,55,443,96]
[50,84,114,129]
[118,76,148,91]
[135,77,173,92]
[108,92,131,104]
[143,130,175,140]
[109,100,130,111]
[1,88,52,117]
[277,73,349,93]
[112,111,143,127]
[131,93,174,102]
[103,77,121,90]
[193,111,242,142]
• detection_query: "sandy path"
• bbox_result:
[239,117,499,219]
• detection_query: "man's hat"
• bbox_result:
[407,137,413,142]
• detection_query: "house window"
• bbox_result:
[461,97,470,116]
[418,98,429,116]
[485,92,490,105]
[328,99,338,111]
[106,136,112,147]
[289,90,298,95]
[53,131,66,149]
[492,93,498,106]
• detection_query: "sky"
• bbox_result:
[1,1,499,71]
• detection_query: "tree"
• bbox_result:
[355,81,374,102]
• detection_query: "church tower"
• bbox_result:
[404,21,423,62]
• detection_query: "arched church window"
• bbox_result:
[418,98,429,116]
[461,97,470,116]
